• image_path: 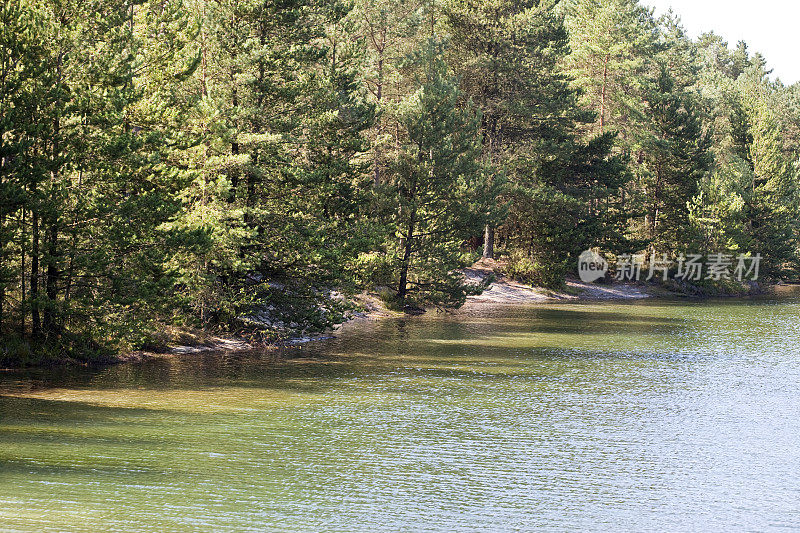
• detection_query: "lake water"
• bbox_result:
[2,298,800,531]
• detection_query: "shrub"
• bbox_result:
[504,250,567,289]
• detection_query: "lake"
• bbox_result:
[2,298,800,531]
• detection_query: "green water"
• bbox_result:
[2,298,800,531]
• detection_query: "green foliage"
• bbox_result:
[1,0,799,366]
[504,250,565,290]
[639,63,713,254]
[563,0,659,137]
[385,41,495,308]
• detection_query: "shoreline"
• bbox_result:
[1,268,785,371]
[462,263,651,306]
[130,273,657,363]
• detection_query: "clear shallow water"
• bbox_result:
[2,298,800,532]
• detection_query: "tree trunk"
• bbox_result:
[397,216,415,305]
[64,170,81,305]
[45,53,62,337]
[43,224,59,337]
[373,32,385,186]
[31,209,40,337]
[0,233,4,333]
[20,207,25,336]
[0,206,4,331]
[483,225,495,259]
[600,53,610,134]
[228,49,239,201]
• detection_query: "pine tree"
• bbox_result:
[299,0,378,284]
[0,0,46,332]
[444,0,632,284]
[640,63,712,255]
[354,0,424,185]
[388,42,493,308]
[444,0,584,258]
[0,0,202,350]
[505,127,633,287]
[178,0,383,335]
[562,0,658,138]
[737,97,798,275]
[694,67,799,277]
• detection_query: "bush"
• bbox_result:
[350,252,395,288]
[504,250,567,289]
[375,286,404,311]
[0,336,34,367]
[0,332,115,368]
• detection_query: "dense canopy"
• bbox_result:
[1,0,798,361]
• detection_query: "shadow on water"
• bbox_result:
[1,297,794,396]
[0,348,369,394]
[0,394,184,420]
[1,297,800,531]
[0,398,189,453]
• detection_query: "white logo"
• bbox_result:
[578,249,608,283]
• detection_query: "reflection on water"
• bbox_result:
[2,299,800,531]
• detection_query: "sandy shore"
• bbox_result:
[463,259,650,306]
